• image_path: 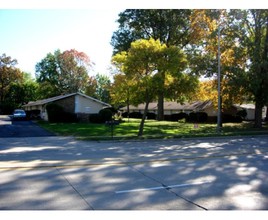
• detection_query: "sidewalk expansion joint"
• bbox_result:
[56,168,95,210]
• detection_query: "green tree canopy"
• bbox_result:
[112,38,161,136]
[0,53,22,103]
[111,9,193,120]
[35,49,92,98]
[188,9,268,128]
[112,38,196,136]
[230,9,268,127]
[94,73,111,104]
[6,72,39,109]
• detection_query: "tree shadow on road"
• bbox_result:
[0,136,268,210]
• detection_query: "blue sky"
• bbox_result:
[0,9,122,77]
[0,0,266,78]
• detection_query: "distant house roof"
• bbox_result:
[23,92,111,108]
[233,103,256,110]
[120,100,213,112]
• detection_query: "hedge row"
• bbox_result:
[88,108,113,123]
[122,111,243,123]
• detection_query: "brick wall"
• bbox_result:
[53,96,75,113]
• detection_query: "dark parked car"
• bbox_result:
[12,109,27,120]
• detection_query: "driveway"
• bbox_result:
[0,115,55,137]
[0,135,268,210]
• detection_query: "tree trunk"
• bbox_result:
[157,92,164,121]
[254,99,263,128]
[138,93,150,137]
[157,71,165,121]
[138,89,150,137]
[126,95,130,122]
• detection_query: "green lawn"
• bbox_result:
[38,118,268,140]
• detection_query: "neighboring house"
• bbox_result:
[120,100,215,116]
[23,92,111,121]
[234,104,267,121]
[120,101,267,120]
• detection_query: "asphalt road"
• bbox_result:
[0,134,268,210]
[0,115,54,137]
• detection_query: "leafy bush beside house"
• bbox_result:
[99,108,113,122]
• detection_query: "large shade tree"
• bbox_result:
[0,53,22,103]
[188,9,268,128]
[111,9,193,120]
[238,9,268,128]
[36,49,92,98]
[112,38,162,136]
[112,38,193,136]
[0,53,27,113]
[6,73,39,109]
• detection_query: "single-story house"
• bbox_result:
[234,104,267,121]
[23,92,111,121]
[120,100,215,116]
[120,101,267,120]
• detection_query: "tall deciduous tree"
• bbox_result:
[36,49,92,98]
[112,38,160,136]
[112,38,193,136]
[188,10,250,128]
[35,51,59,98]
[0,53,22,103]
[195,79,248,110]
[111,9,192,120]
[189,9,268,128]
[110,73,136,111]
[85,76,98,98]
[58,49,92,93]
[6,72,39,108]
[239,9,268,128]
[94,73,111,103]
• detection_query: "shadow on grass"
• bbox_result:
[38,120,268,141]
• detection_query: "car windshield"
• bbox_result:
[14,110,25,114]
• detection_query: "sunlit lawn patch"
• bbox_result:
[38,119,268,140]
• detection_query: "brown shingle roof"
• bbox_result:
[120,100,212,112]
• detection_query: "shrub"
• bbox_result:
[0,102,16,114]
[171,113,188,121]
[122,112,129,118]
[99,108,113,122]
[129,112,143,119]
[103,107,117,114]
[236,109,247,120]
[234,116,243,123]
[187,112,208,123]
[188,112,197,122]
[196,112,208,122]
[146,112,156,120]
[164,115,172,121]
[89,114,103,123]
[222,114,242,123]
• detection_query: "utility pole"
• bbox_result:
[217,25,222,133]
